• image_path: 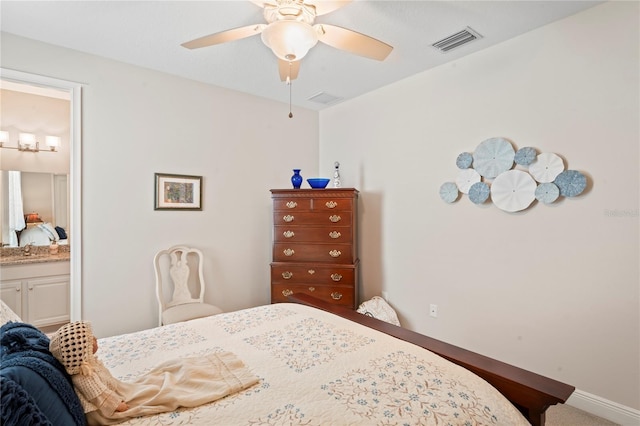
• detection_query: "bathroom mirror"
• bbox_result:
[0,171,69,247]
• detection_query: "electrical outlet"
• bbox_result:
[429,304,438,318]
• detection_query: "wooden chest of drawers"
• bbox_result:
[270,188,359,308]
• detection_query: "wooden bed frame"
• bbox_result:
[288,293,574,426]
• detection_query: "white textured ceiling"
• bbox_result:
[1,1,602,112]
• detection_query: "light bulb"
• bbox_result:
[261,20,318,61]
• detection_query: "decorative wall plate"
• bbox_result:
[528,152,564,183]
[490,170,537,212]
[472,137,515,178]
[439,182,459,203]
[514,147,537,166]
[535,182,560,204]
[554,170,587,197]
[468,181,490,204]
[456,152,473,169]
[456,169,481,194]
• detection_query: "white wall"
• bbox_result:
[320,1,638,413]
[1,33,320,337]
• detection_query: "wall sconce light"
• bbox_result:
[45,135,61,151]
[19,132,38,151]
[0,130,61,153]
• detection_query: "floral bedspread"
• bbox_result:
[99,303,528,425]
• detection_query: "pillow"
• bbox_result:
[0,322,86,426]
[0,301,21,327]
[38,223,59,242]
[55,226,68,240]
[19,227,51,247]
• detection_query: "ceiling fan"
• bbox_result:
[181,0,393,82]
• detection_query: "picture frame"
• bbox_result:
[154,173,202,211]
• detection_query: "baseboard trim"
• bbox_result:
[567,389,640,425]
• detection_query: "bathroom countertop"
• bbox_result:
[0,246,71,266]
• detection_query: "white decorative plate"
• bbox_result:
[439,182,459,203]
[456,169,481,194]
[490,170,537,212]
[472,137,515,178]
[528,152,564,183]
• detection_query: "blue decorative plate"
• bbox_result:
[469,182,490,204]
[472,137,515,178]
[439,182,459,203]
[535,182,560,204]
[456,152,473,169]
[514,147,537,166]
[554,170,587,197]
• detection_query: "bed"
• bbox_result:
[0,295,574,426]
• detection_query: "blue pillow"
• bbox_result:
[55,226,68,240]
[0,322,85,426]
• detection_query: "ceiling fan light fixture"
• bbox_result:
[261,20,318,61]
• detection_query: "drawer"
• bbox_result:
[271,263,355,285]
[273,243,355,263]
[313,197,353,212]
[273,225,352,243]
[273,211,352,226]
[273,198,312,211]
[271,283,354,307]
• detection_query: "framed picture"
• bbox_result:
[154,173,202,210]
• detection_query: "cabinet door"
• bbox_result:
[26,276,70,327]
[0,280,23,318]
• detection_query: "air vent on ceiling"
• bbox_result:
[432,27,482,53]
[308,92,343,105]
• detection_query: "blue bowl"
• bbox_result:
[307,178,330,189]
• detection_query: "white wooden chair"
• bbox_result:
[153,245,223,326]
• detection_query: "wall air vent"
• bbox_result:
[432,27,482,53]
[308,92,343,105]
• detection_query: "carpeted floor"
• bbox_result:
[546,404,619,426]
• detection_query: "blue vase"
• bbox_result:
[291,169,303,189]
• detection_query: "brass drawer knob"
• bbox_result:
[283,248,295,257]
[331,292,343,300]
[308,269,315,275]
[326,201,337,209]
[308,287,315,292]
[282,271,293,279]
[283,215,294,222]
[331,273,343,282]
[329,250,342,258]
[328,231,341,239]
[283,230,295,238]
[282,289,293,297]
[286,201,298,209]
[329,215,341,223]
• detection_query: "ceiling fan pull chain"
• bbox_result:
[287,67,293,118]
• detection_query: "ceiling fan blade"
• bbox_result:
[278,60,300,81]
[315,24,392,61]
[306,1,352,16]
[181,24,266,49]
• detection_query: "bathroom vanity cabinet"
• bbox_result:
[0,260,70,328]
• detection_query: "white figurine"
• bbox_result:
[333,162,341,188]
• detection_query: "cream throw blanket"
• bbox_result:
[79,352,258,425]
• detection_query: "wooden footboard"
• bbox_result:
[287,293,574,426]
